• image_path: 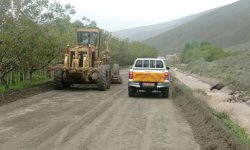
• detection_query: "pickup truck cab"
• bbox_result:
[128,58,170,97]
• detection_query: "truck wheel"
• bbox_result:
[106,65,111,89]
[54,70,64,90]
[128,86,136,97]
[162,88,169,98]
[112,64,120,76]
[97,65,108,91]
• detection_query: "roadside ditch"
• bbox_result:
[0,82,53,106]
[171,77,249,150]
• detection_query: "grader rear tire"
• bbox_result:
[111,64,122,84]
[112,64,120,76]
[97,65,108,91]
[118,76,123,84]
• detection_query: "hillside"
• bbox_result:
[112,14,202,41]
[144,0,250,54]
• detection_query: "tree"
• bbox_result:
[0,0,76,89]
[110,38,158,66]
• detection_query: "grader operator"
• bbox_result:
[52,28,122,91]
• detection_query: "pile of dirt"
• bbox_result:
[171,79,249,150]
[0,82,53,106]
[228,91,250,103]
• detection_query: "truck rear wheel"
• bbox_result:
[161,88,169,98]
[54,70,64,90]
[97,65,108,91]
[128,86,136,97]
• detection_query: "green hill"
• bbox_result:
[144,0,250,54]
[112,13,204,41]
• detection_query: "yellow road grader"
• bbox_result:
[51,28,122,90]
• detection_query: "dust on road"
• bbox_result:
[0,71,199,150]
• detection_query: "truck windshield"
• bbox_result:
[77,32,98,46]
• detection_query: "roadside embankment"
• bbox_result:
[171,70,250,149]
[0,82,53,106]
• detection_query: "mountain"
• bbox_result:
[144,0,250,54]
[112,14,203,41]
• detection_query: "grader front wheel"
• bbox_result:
[97,65,108,91]
[106,65,111,89]
[54,70,64,90]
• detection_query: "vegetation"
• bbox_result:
[0,72,51,93]
[181,44,250,93]
[0,0,77,90]
[178,84,193,97]
[144,0,250,55]
[110,38,158,66]
[214,112,250,148]
[181,41,230,63]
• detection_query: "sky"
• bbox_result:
[57,0,238,31]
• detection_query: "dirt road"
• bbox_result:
[0,71,199,150]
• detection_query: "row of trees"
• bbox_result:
[181,41,230,63]
[0,0,79,89]
[110,38,158,66]
[0,0,158,90]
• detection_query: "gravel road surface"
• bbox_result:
[0,70,199,150]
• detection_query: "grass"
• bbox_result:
[214,112,250,148]
[0,77,51,93]
[178,83,193,96]
[194,89,207,96]
[0,87,5,93]
[183,50,250,94]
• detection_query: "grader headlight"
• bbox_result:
[64,54,69,68]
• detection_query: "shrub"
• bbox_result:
[181,41,230,63]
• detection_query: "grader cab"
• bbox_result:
[52,28,122,90]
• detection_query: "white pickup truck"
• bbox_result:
[128,58,170,98]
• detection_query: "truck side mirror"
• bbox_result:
[166,66,170,70]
